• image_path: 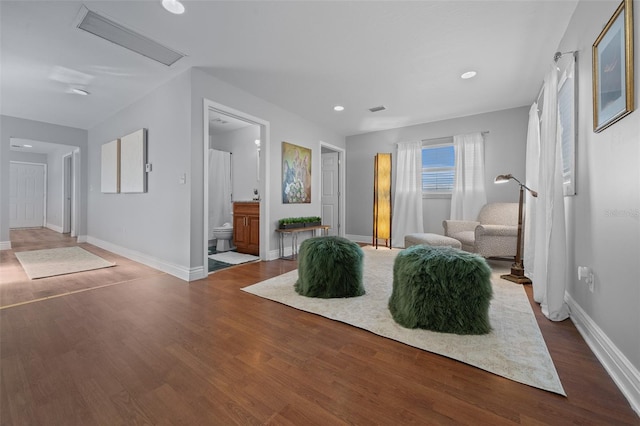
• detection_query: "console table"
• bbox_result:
[275,225,330,260]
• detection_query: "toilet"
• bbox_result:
[212,223,234,252]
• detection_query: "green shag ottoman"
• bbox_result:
[388,245,492,335]
[294,236,365,298]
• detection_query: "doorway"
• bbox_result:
[203,99,270,278]
[320,143,346,237]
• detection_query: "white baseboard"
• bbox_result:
[566,293,640,416]
[0,241,11,250]
[46,223,63,233]
[86,236,194,282]
[77,234,88,243]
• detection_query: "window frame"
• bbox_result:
[421,140,455,199]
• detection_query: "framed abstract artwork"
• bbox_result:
[592,0,634,132]
[120,128,148,193]
[282,142,311,204]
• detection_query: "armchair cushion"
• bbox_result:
[442,203,519,258]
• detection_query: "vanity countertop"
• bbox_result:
[234,200,260,204]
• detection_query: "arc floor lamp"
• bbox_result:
[495,174,537,284]
[373,153,392,249]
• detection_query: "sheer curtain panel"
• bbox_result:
[524,102,540,280]
[392,141,424,247]
[531,65,569,321]
[450,133,487,221]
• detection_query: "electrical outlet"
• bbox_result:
[578,266,594,292]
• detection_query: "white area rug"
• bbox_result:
[15,246,115,279]
[242,246,565,395]
[209,251,260,265]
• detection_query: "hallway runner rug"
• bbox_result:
[15,246,115,279]
[242,245,565,395]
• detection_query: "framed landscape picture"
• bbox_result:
[592,0,634,132]
[282,142,311,204]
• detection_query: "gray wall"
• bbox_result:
[345,106,528,238]
[87,71,192,270]
[0,115,88,246]
[558,0,639,379]
[9,151,47,163]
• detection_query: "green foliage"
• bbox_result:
[278,216,322,225]
[388,245,493,335]
[294,236,365,298]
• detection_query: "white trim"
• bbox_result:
[62,152,72,234]
[46,223,64,233]
[320,142,346,237]
[203,99,271,277]
[86,236,192,282]
[566,292,640,416]
[72,148,81,238]
[77,234,88,243]
[0,241,11,250]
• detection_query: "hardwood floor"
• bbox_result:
[1,228,637,425]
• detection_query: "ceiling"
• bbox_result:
[1,1,579,138]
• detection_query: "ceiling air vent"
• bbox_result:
[369,105,387,113]
[75,6,185,66]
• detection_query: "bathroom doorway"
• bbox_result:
[203,99,270,275]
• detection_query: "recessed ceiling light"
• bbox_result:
[162,0,185,15]
[333,105,345,112]
[461,71,477,79]
[72,88,90,96]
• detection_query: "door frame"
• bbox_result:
[203,99,271,277]
[320,142,346,237]
[62,152,72,234]
[61,149,80,236]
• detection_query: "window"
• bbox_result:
[422,143,454,197]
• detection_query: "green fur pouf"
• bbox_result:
[388,245,493,335]
[294,236,365,298]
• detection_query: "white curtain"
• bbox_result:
[209,149,232,239]
[524,102,540,279]
[450,133,487,220]
[531,65,569,321]
[392,141,424,247]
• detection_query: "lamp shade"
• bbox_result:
[494,174,513,183]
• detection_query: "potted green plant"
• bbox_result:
[303,216,322,227]
[278,217,305,229]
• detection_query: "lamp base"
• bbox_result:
[500,263,532,284]
[500,273,532,285]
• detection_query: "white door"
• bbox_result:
[9,162,46,228]
[321,151,340,236]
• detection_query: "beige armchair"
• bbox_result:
[442,203,519,258]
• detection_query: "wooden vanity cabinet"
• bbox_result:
[233,202,260,255]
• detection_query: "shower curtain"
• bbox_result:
[209,149,232,240]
